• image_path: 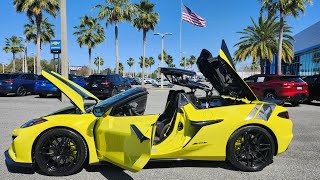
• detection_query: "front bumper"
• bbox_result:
[4,150,32,168]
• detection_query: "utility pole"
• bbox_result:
[154,32,172,88]
[60,0,69,102]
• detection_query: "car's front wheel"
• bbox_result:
[34,128,87,176]
[227,126,275,172]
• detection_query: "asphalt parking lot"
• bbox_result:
[1,84,320,180]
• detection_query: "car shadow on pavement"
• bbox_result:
[85,163,133,180]
[144,160,238,171]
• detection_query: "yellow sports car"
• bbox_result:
[5,40,293,176]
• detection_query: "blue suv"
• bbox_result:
[35,74,86,97]
[0,73,38,96]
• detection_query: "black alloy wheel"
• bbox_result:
[111,88,118,97]
[227,126,275,172]
[34,128,87,176]
[291,101,299,107]
[16,86,27,96]
[264,92,276,99]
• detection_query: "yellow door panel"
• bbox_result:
[94,115,158,172]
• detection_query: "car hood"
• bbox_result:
[42,70,99,113]
[197,40,257,101]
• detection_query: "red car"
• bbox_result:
[244,74,309,106]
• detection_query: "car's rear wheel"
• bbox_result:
[264,91,276,99]
[34,128,87,176]
[291,101,299,107]
[227,126,275,172]
[111,88,118,97]
[167,84,173,88]
[16,86,27,96]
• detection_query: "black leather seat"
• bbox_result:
[155,90,184,142]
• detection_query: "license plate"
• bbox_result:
[92,84,98,88]
[41,83,46,86]
[297,86,302,90]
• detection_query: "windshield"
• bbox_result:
[93,88,147,117]
[279,76,304,82]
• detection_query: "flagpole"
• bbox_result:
[180,0,183,65]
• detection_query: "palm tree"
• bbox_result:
[234,14,294,74]
[165,55,173,66]
[188,55,197,70]
[119,62,124,75]
[133,0,159,86]
[95,0,135,74]
[3,36,24,72]
[158,50,168,63]
[148,56,155,74]
[139,56,149,69]
[94,56,104,73]
[168,63,176,68]
[260,0,312,74]
[24,17,55,49]
[14,0,60,74]
[127,57,135,76]
[181,56,188,69]
[74,16,105,75]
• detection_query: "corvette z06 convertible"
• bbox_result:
[5,40,293,176]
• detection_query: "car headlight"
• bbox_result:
[21,118,47,128]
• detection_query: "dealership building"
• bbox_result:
[265,21,320,75]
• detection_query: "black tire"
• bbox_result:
[34,128,88,176]
[264,91,276,99]
[39,94,47,98]
[111,88,118,97]
[291,101,299,107]
[227,126,275,172]
[16,86,27,96]
[167,84,173,88]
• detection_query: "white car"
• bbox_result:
[152,79,173,88]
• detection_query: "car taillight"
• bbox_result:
[5,79,14,83]
[278,111,289,119]
[282,83,292,87]
[101,82,110,85]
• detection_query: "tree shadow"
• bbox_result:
[85,163,133,180]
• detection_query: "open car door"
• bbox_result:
[94,114,158,172]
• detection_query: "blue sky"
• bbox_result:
[0,0,319,72]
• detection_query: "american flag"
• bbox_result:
[182,4,206,27]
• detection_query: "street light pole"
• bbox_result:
[19,36,28,73]
[154,32,172,88]
[60,0,69,102]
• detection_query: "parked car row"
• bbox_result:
[0,73,131,99]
